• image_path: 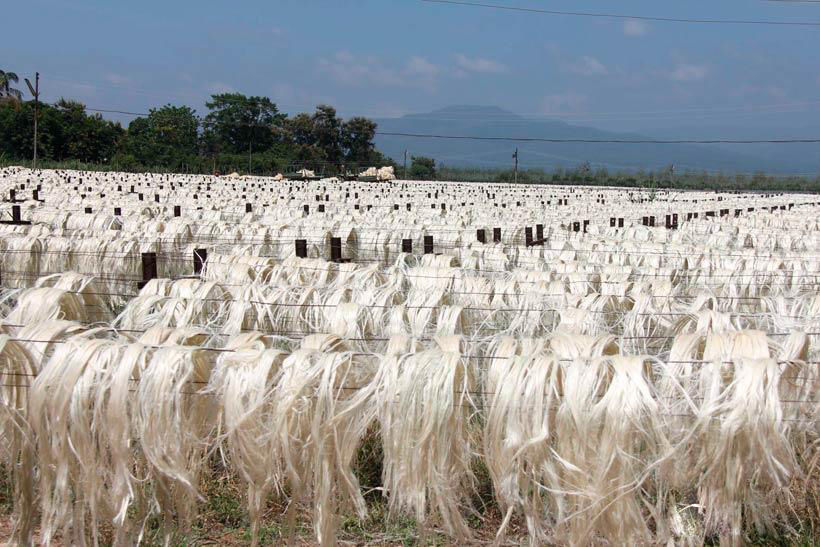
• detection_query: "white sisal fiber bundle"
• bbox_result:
[207,332,288,547]
[404,287,446,336]
[272,334,376,546]
[0,235,43,288]
[776,331,816,430]
[483,342,559,544]
[548,332,618,360]
[547,351,665,545]
[113,294,169,331]
[0,335,38,545]
[327,302,374,340]
[686,331,799,543]
[28,334,129,546]
[436,304,465,335]
[34,272,113,323]
[12,319,87,370]
[6,287,88,324]
[577,356,671,545]
[376,335,477,540]
[483,336,521,399]
[353,334,419,513]
[135,345,218,539]
[137,325,209,347]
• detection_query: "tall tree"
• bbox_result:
[0,70,22,99]
[204,93,285,155]
[311,105,342,165]
[125,105,199,167]
[53,99,124,162]
[286,113,316,147]
[341,116,377,165]
[0,70,23,104]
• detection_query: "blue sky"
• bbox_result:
[5,0,820,137]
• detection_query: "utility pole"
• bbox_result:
[24,73,39,170]
[513,147,518,184]
[248,140,252,175]
[403,149,408,180]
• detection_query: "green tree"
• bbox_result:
[286,113,315,146]
[0,70,23,103]
[125,105,199,168]
[204,93,285,155]
[0,99,123,163]
[52,99,124,162]
[311,105,343,166]
[409,156,436,179]
[199,126,222,173]
[341,116,377,166]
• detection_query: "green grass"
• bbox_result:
[0,464,11,515]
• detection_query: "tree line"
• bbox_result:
[1,74,393,175]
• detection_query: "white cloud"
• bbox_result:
[669,63,708,82]
[104,73,131,86]
[406,56,441,78]
[454,54,507,74]
[540,92,588,115]
[317,51,441,90]
[623,20,648,37]
[570,56,608,76]
[207,81,237,94]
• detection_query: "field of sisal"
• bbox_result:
[0,165,817,545]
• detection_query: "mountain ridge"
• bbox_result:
[373,105,814,174]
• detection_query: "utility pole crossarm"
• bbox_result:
[24,73,39,170]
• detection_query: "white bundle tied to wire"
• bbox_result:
[271,334,376,546]
[374,335,477,540]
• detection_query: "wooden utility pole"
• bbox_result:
[403,149,408,179]
[513,147,518,184]
[24,73,39,170]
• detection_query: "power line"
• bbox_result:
[376,131,820,144]
[44,102,820,145]
[421,0,820,26]
[85,107,149,117]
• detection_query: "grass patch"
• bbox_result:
[0,464,11,516]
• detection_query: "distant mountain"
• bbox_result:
[373,105,813,174]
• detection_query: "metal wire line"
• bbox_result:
[421,0,820,26]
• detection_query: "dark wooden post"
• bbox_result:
[193,249,207,274]
[330,237,342,262]
[141,252,157,285]
[295,239,307,258]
